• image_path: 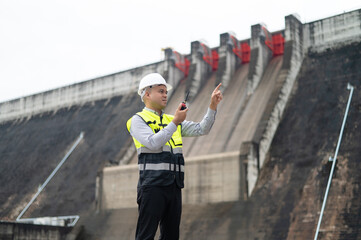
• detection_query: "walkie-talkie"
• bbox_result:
[180,91,190,110]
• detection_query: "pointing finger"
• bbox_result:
[213,83,222,92]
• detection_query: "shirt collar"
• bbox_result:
[144,107,164,116]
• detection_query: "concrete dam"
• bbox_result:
[1,9,361,240]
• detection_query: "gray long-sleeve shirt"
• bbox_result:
[129,107,217,151]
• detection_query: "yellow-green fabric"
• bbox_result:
[127,109,183,154]
[127,109,185,188]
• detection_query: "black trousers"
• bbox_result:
[135,182,182,240]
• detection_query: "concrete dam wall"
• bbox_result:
[100,14,303,208]
[1,9,361,240]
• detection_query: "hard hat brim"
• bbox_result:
[138,83,173,96]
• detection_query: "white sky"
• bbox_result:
[0,0,360,102]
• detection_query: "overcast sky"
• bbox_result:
[0,0,360,102]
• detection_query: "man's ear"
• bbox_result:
[143,90,150,103]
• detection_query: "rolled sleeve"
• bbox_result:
[181,108,217,137]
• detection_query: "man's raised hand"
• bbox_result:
[210,83,223,110]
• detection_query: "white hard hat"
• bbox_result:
[138,73,172,96]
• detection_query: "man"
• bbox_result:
[127,73,223,240]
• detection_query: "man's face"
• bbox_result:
[145,84,168,110]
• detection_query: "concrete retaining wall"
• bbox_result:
[0,62,165,123]
[182,151,241,204]
[243,9,361,196]
[101,10,361,204]
[247,24,273,95]
[215,33,240,90]
[259,14,304,172]
[0,221,71,240]
[186,41,214,102]
[163,48,189,90]
[247,10,361,195]
[242,14,304,196]
[303,9,361,52]
[100,151,241,209]
[0,53,188,124]
[101,164,138,209]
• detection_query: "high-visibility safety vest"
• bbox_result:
[127,109,185,188]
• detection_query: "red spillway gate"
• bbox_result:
[230,35,251,64]
[272,33,285,56]
[173,51,190,77]
[261,27,285,56]
[240,42,251,63]
[200,43,219,71]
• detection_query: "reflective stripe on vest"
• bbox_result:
[138,163,185,172]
